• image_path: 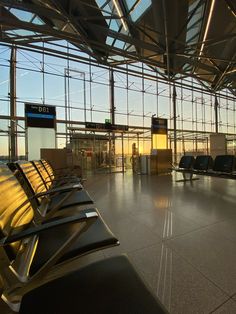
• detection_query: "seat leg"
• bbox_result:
[176,171,199,183]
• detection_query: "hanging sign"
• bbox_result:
[25,103,56,128]
[151,117,168,134]
[85,122,128,131]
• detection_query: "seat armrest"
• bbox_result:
[0,211,98,245]
[35,183,83,198]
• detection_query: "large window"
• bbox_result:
[0,42,235,161]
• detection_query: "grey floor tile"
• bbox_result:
[167,228,236,295]
[170,175,236,224]
[211,299,236,313]
[205,218,236,243]
[3,172,236,314]
[133,209,201,239]
[103,217,161,256]
[127,243,228,314]
[171,200,236,228]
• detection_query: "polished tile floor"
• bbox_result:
[1,171,236,313]
[84,171,236,313]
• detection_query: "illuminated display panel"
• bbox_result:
[151,117,168,134]
[152,134,167,149]
[25,104,56,128]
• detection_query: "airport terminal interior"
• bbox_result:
[0,0,236,313]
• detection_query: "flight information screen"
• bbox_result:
[151,117,168,134]
[25,104,56,128]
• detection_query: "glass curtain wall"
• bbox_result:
[0,42,235,163]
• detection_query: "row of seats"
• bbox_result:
[0,159,167,313]
[174,154,236,181]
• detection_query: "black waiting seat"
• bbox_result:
[8,161,94,218]
[41,158,82,180]
[178,155,195,170]
[0,164,119,283]
[18,255,168,314]
[41,158,83,186]
[175,154,236,181]
[173,155,196,182]
[212,155,235,174]
[193,155,213,172]
[173,154,236,182]
[34,160,81,189]
[0,164,167,313]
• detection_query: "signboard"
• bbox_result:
[151,117,168,134]
[25,103,56,128]
[85,122,128,131]
[105,119,112,130]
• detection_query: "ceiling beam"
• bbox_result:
[0,0,67,21]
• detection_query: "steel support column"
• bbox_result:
[109,68,115,158]
[109,68,115,125]
[215,95,219,133]
[121,132,124,173]
[10,46,17,161]
[173,84,177,164]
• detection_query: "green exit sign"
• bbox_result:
[105,119,111,123]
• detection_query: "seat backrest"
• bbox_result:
[41,159,55,181]
[0,165,34,260]
[32,160,52,189]
[178,155,195,169]
[213,155,235,173]
[8,162,39,210]
[193,155,213,171]
[16,161,48,196]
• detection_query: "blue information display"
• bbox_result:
[151,117,168,134]
[25,104,56,128]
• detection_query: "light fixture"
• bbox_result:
[198,0,216,59]
[112,0,127,31]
